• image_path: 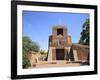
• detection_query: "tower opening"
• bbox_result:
[57,28,63,35]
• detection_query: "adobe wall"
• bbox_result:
[70,44,89,62]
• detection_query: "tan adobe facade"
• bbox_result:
[47,25,89,64]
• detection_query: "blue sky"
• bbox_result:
[22,11,89,51]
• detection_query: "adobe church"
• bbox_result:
[47,25,89,64]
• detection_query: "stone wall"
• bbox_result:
[28,51,41,66]
[70,44,89,63]
[48,26,72,61]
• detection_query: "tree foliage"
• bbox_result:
[23,52,30,68]
[23,36,40,52]
[40,49,48,55]
[22,36,40,68]
[79,19,90,45]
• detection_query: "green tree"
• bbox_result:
[40,49,48,55]
[23,36,40,68]
[23,36,40,52]
[23,52,30,68]
[79,19,90,45]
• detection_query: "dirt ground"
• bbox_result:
[28,60,86,68]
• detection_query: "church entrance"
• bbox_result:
[56,49,65,60]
